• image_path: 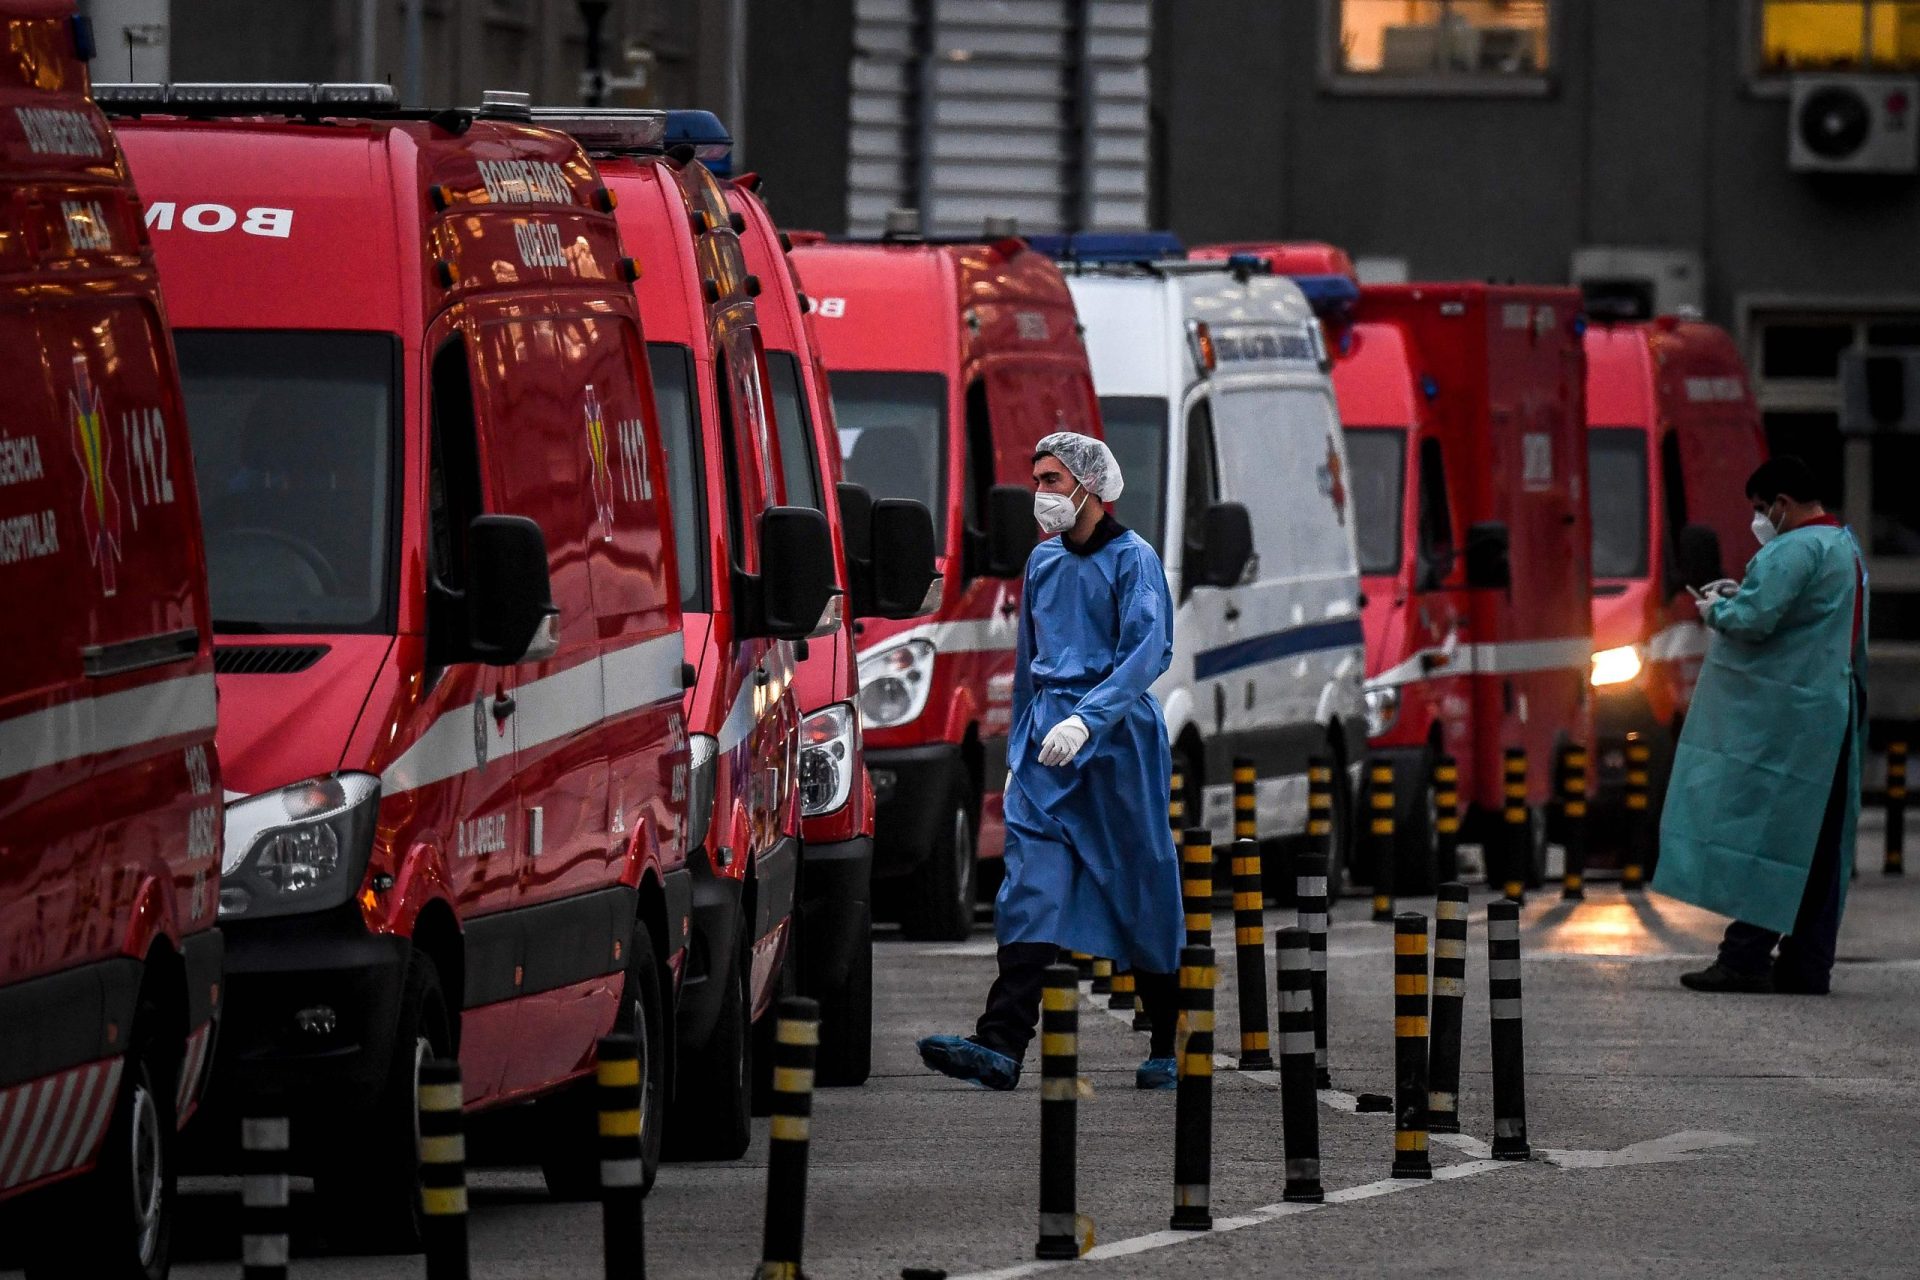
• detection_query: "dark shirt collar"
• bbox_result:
[1063,513,1126,556]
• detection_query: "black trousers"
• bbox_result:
[974,942,1179,1061]
[1717,731,1852,988]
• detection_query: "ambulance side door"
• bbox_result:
[1174,391,1232,747]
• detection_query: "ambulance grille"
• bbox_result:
[215,645,329,675]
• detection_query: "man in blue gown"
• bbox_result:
[918,432,1186,1090]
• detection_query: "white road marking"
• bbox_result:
[1540,1130,1752,1169]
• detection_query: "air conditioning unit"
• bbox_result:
[1789,75,1917,174]
[1569,246,1703,322]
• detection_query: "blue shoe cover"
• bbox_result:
[1136,1056,1177,1090]
[917,1034,1020,1091]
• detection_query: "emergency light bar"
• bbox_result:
[664,109,733,174]
[528,107,668,154]
[94,82,397,114]
[1026,230,1186,264]
[1290,273,1362,318]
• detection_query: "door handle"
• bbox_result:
[1224,603,1241,623]
[754,665,770,687]
[491,692,516,723]
[999,601,1019,618]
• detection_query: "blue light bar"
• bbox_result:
[1290,273,1360,317]
[665,109,732,174]
[1026,230,1186,264]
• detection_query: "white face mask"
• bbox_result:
[1033,486,1088,535]
[1751,503,1781,547]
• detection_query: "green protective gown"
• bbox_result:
[1653,522,1868,934]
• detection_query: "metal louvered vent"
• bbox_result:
[214,645,329,675]
[848,0,1152,236]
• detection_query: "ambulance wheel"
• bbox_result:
[663,929,752,1162]
[24,1001,176,1280]
[1392,748,1441,896]
[539,920,667,1198]
[315,953,451,1253]
[899,779,977,942]
[815,904,874,1087]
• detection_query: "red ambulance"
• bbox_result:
[1201,244,1594,892]
[718,158,937,1083]
[0,9,223,1275]
[793,232,1101,940]
[1584,316,1768,856]
[528,106,842,1153]
[108,84,799,1239]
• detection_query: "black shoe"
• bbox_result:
[1679,962,1773,993]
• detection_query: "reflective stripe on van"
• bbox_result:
[1192,617,1365,682]
[1368,636,1594,691]
[0,672,216,783]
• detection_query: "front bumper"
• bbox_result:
[867,743,969,879]
[797,835,872,1000]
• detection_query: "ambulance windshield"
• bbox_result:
[1341,427,1405,575]
[1098,396,1168,554]
[830,371,947,515]
[647,343,710,613]
[1587,427,1649,579]
[177,331,397,634]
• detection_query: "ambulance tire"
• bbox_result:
[898,777,977,942]
[315,953,451,1254]
[815,904,874,1087]
[23,1000,176,1280]
[663,930,752,1162]
[1391,748,1442,896]
[538,920,667,1198]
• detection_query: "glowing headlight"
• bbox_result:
[1590,644,1644,688]
[799,703,858,817]
[1363,685,1400,738]
[686,734,719,852]
[858,639,936,729]
[218,773,380,920]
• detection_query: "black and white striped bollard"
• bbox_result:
[240,1114,289,1280]
[1391,913,1432,1179]
[596,1034,646,1279]
[1487,900,1531,1160]
[1274,926,1323,1203]
[1231,838,1273,1070]
[419,1058,470,1280]
[1170,945,1215,1231]
[1035,965,1081,1260]
[1295,847,1333,1090]
[1427,882,1468,1134]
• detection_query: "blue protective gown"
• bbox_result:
[997,519,1185,975]
[1653,522,1868,934]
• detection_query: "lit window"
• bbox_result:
[1333,1,1552,79]
[1758,1,1920,75]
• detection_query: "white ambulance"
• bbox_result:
[1034,233,1369,882]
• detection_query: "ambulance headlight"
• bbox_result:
[799,703,858,817]
[1364,685,1400,738]
[686,734,719,852]
[1590,644,1644,688]
[218,773,380,920]
[858,639,935,729]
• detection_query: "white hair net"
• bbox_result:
[1034,431,1124,502]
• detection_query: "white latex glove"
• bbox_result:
[1703,577,1740,600]
[1037,715,1090,767]
[1693,594,1717,621]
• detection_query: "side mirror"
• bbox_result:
[836,481,873,578]
[1464,520,1511,590]
[741,505,839,640]
[981,484,1035,579]
[466,515,559,665]
[1676,522,1725,591]
[1193,502,1255,588]
[868,498,941,618]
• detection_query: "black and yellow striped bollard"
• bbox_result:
[1427,882,1468,1134]
[1169,765,1186,837]
[1487,900,1530,1160]
[1433,753,1461,878]
[1502,747,1529,903]
[1885,740,1906,875]
[1233,756,1258,846]
[596,1034,646,1280]
[1090,957,1113,996]
[1295,847,1332,1090]
[1274,925,1323,1203]
[1108,969,1137,1016]
[1070,952,1094,982]
[1231,838,1274,1070]
[1391,913,1432,1179]
[1558,743,1589,901]
[1169,945,1216,1231]
[1182,827,1214,948]
[1369,758,1397,922]
[240,1115,289,1280]
[758,997,821,1280]
[1035,965,1082,1260]
[419,1058,470,1280]
[1622,734,1651,891]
